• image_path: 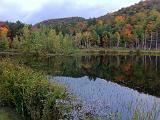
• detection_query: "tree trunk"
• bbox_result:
[156,55,158,72]
[142,34,144,49]
[125,42,127,48]
[149,32,153,50]
[156,31,158,50]
[138,39,140,49]
[116,39,120,48]
[145,33,147,50]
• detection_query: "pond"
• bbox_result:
[1,54,160,119]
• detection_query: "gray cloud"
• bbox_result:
[0,0,141,24]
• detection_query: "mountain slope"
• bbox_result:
[35,0,160,49]
[35,17,86,34]
[98,0,160,21]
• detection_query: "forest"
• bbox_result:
[1,0,160,119]
[1,0,160,54]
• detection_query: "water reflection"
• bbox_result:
[52,76,160,119]
[1,54,160,119]
[18,54,160,97]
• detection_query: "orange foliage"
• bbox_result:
[0,27,8,34]
[0,23,9,37]
[122,24,133,40]
[115,16,125,23]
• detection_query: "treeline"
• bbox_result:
[1,0,160,53]
[39,0,160,50]
[0,22,74,54]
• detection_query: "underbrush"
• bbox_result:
[0,59,71,120]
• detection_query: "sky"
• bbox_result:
[0,0,141,24]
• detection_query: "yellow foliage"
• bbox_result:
[97,20,103,26]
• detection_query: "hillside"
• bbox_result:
[37,0,160,29]
[35,17,86,34]
[98,0,160,23]
[37,17,85,26]
[35,0,160,49]
[2,0,160,51]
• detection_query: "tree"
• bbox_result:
[146,21,155,50]
[0,25,9,51]
[115,16,126,30]
[12,36,21,49]
[91,30,100,47]
[100,31,111,47]
[62,34,74,54]
[76,21,87,32]
[115,16,125,24]
[0,34,9,51]
[6,21,24,41]
[121,24,134,48]
[114,32,121,48]
[96,20,104,26]
[82,31,93,48]
[0,26,8,36]
[74,32,83,48]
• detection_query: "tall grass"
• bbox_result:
[0,59,70,120]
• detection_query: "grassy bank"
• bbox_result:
[77,48,160,56]
[1,48,160,56]
[0,59,71,120]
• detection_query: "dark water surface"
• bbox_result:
[1,54,160,119]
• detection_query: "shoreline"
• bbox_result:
[1,48,160,56]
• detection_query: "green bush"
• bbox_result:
[0,35,9,51]
[0,59,70,120]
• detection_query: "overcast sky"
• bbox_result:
[0,0,141,24]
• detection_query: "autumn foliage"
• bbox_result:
[115,16,125,23]
[0,22,9,37]
[122,24,133,41]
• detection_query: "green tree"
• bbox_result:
[0,34,9,51]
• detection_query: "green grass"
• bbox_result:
[77,48,160,56]
[1,48,160,56]
[0,111,11,120]
[0,59,71,120]
[0,108,21,120]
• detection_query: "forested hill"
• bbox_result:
[37,17,85,26]
[35,0,160,49]
[2,0,160,52]
[38,0,160,29]
[99,0,160,20]
[35,17,86,34]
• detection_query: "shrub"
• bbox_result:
[0,59,70,120]
[0,35,9,51]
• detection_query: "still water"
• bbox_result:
[46,55,160,119]
[2,54,160,119]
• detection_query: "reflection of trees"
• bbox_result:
[1,54,160,97]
